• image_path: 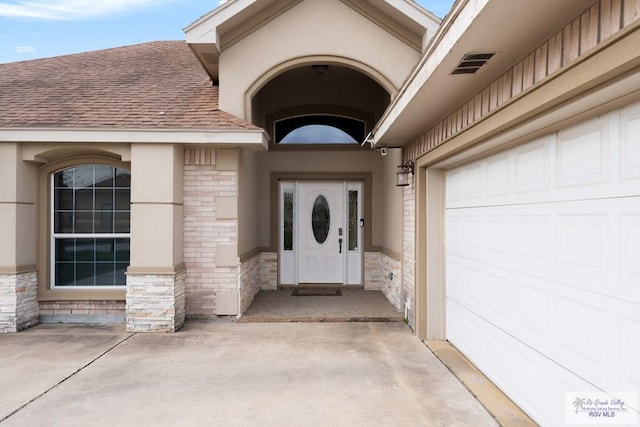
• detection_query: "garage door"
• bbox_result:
[445,101,640,425]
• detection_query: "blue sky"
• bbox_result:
[0,0,454,64]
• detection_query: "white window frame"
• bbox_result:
[50,165,130,289]
[279,182,297,285]
[345,182,363,285]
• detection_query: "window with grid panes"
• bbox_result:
[52,165,130,287]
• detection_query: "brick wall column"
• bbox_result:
[0,143,38,333]
[402,179,416,329]
[183,148,239,319]
[126,144,185,332]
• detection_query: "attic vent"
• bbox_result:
[452,52,495,75]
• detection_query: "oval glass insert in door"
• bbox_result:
[311,195,330,244]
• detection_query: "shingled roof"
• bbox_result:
[0,41,257,130]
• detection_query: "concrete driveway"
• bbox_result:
[0,322,497,426]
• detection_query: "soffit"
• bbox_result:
[374,0,592,146]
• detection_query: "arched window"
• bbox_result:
[52,165,130,287]
[274,115,366,144]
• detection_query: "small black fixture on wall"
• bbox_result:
[396,161,414,187]
[311,64,329,75]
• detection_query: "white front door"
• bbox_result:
[279,181,362,285]
[298,182,345,284]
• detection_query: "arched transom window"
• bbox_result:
[274,115,366,144]
[51,165,130,288]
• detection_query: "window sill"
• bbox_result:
[38,287,126,301]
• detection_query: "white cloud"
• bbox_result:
[0,0,170,20]
[15,45,35,53]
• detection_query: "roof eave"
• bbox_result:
[185,0,262,79]
[0,127,269,150]
[373,0,592,147]
[371,0,488,146]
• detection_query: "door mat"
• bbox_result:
[291,288,342,296]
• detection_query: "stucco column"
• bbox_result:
[0,143,38,333]
[126,144,185,332]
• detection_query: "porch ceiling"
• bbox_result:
[252,64,390,136]
[373,0,592,147]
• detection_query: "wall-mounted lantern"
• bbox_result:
[396,161,414,187]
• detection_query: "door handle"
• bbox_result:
[339,237,343,254]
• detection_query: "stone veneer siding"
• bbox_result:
[239,254,260,313]
[380,253,402,312]
[126,269,186,332]
[0,271,38,333]
[184,149,238,319]
[251,252,401,295]
[364,252,381,290]
[259,253,278,290]
[39,300,125,324]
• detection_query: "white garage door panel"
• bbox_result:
[448,280,640,424]
[622,213,640,286]
[445,101,640,426]
[620,103,640,180]
[621,312,640,393]
[556,117,609,188]
[447,299,591,423]
[448,199,640,301]
[447,251,638,378]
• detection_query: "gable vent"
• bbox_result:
[452,52,496,75]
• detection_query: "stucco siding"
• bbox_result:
[256,150,383,249]
[238,149,259,256]
[219,0,421,118]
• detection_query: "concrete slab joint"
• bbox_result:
[126,269,186,333]
[0,271,39,333]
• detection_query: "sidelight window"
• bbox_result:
[283,190,294,251]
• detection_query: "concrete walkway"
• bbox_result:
[0,323,497,427]
[241,289,404,322]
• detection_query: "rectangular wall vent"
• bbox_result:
[452,52,496,75]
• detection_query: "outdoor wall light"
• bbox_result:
[396,161,414,187]
[311,64,329,75]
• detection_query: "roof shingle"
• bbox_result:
[0,41,257,130]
